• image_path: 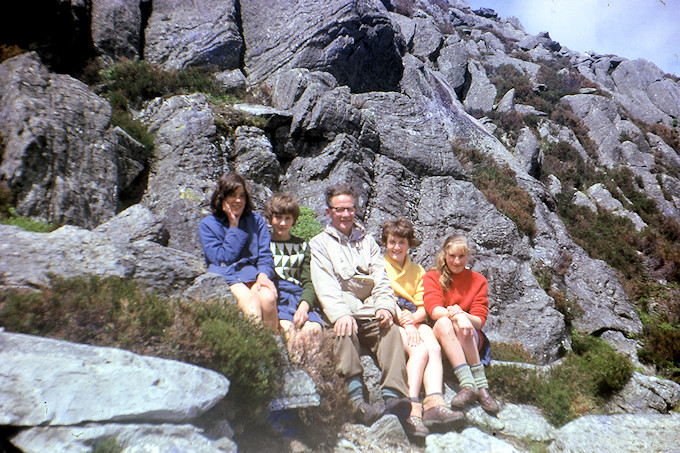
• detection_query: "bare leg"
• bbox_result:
[399,326,429,399]
[229,283,262,320]
[251,284,278,330]
[452,323,481,365]
[419,324,444,395]
[433,317,467,367]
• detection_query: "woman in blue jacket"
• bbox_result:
[199,173,278,329]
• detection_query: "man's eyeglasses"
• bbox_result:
[329,206,356,214]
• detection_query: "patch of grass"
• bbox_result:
[0,207,59,233]
[455,146,537,239]
[488,332,633,426]
[0,275,283,407]
[491,342,536,363]
[290,207,323,241]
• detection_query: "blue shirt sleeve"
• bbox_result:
[253,213,275,279]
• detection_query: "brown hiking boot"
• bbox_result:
[450,386,478,410]
[478,388,500,414]
[422,405,464,427]
[352,400,386,426]
[404,415,429,439]
[422,393,464,427]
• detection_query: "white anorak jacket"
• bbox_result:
[309,223,397,324]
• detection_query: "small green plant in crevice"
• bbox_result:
[0,207,59,233]
[0,275,282,408]
[488,332,633,427]
[455,146,537,239]
[92,437,124,453]
[290,206,323,241]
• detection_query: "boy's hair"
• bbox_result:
[209,172,253,216]
[380,217,420,247]
[264,192,300,223]
[324,183,359,208]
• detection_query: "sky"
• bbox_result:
[464,0,680,76]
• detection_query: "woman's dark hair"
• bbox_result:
[380,217,420,247]
[209,173,253,216]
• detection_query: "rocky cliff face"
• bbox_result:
[2,0,680,451]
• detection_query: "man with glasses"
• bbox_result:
[310,183,412,430]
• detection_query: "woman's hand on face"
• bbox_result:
[222,199,240,228]
[404,324,422,347]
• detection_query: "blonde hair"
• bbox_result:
[434,234,471,290]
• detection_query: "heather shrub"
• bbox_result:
[540,140,599,192]
[491,342,536,363]
[0,276,282,407]
[455,146,537,239]
[488,332,633,426]
[0,44,25,63]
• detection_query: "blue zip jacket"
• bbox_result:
[198,212,275,286]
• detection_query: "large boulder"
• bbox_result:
[0,52,145,229]
[0,331,229,425]
[240,0,404,93]
[144,0,243,71]
[12,423,237,453]
[0,224,204,296]
[548,413,680,452]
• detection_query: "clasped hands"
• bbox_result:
[447,305,475,337]
[333,308,393,337]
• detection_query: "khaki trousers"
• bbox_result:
[334,319,409,398]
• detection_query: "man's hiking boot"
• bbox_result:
[478,388,500,414]
[352,401,386,426]
[404,415,429,439]
[422,405,464,428]
[450,386,477,410]
[384,396,412,420]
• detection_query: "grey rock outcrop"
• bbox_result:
[426,428,521,452]
[0,52,145,229]
[137,94,227,255]
[240,0,404,93]
[604,372,680,415]
[144,0,243,71]
[12,423,237,453]
[93,204,170,245]
[548,413,680,452]
[0,223,204,296]
[0,331,229,426]
[91,0,142,63]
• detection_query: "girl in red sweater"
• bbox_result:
[423,234,500,414]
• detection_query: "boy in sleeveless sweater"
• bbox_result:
[265,193,323,341]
